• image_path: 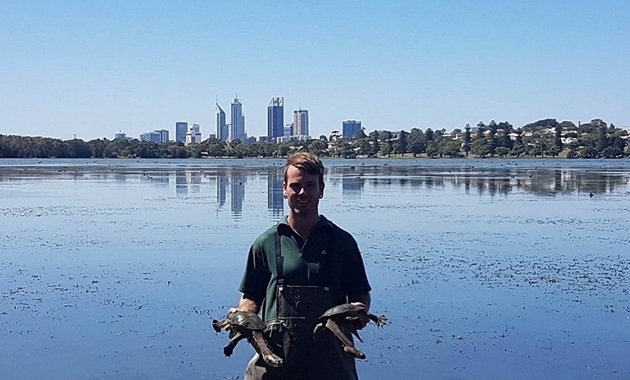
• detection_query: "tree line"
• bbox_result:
[1,118,628,159]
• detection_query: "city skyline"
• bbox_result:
[1,1,629,141]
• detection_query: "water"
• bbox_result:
[1,158,629,380]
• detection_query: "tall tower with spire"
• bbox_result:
[230,94,246,141]
[216,99,227,141]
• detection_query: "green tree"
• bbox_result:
[407,128,425,157]
[396,130,408,156]
[463,124,471,157]
[370,131,380,156]
[471,138,492,157]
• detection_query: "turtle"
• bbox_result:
[313,303,388,359]
[212,310,283,367]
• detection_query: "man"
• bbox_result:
[234,152,372,380]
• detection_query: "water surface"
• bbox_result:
[1,158,629,379]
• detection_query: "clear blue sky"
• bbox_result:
[1,0,629,140]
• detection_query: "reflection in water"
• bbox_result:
[327,166,629,197]
[342,176,363,199]
[231,171,245,217]
[175,170,187,196]
[187,171,201,194]
[267,169,284,217]
[1,165,628,223]
[217,171,227,208]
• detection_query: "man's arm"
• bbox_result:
[230,293,263,314]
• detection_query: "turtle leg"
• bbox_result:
[212,318,227,333]
[369,314,388,327]
[250,331,283,367]
[325,319,366,359]
[223,332,243,357]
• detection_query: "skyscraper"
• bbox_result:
[342,120,362,139]
[267,97,284,141]
[230,96,245,142]
[293,109,309,137]
[216,102,227,141]
[175,122,188,143]
[185,123,202,145]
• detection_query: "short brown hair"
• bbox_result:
[284,152,325,187]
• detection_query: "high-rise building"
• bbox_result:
[139,129,169,143]
[175,122,188,143]
[216,103,228,141]
[293,109,309,137]
[185,123,202,145]
[158,129,169,143]
[230,96,246,142]
[267,97,284,141]
[284,123,294,137]
[342,120,362,139]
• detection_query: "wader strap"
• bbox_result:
[321,232,334,291]
[275,231,284,288]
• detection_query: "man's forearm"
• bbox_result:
[237,293,262,314]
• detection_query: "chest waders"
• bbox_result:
[244,230,359,380]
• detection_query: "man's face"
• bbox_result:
[283,165,323,217]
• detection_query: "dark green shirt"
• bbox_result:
[239,215,372,321]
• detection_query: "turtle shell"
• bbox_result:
[227,311,266,331]
[320,303,366,318]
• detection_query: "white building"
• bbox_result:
[186,123,202,145]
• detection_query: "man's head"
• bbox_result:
[283,152,325,190]
[282,152,325,217]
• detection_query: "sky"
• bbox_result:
[1,0,629,141]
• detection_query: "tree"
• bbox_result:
[370,131,380,156]
[597,125,609,152]
[396,130,408,156]
[308,139,328,156]
[546,145,561,158]
[554,126,563,150]
[471,138,492,157]
[424,128,434,145]
[566,149,578,158]
[463,124,471,157]
[407,128,425,157]
[426,141,439,157]
[495,147,510,158]
[353,138,372,157]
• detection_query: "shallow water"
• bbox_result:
[1,158,629,379]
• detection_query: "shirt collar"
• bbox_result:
[277,214,332,234]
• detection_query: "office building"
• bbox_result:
[185,123,202,145]
[158,129,169,142]
[293,109,309,137]
[284,123,294,137]
[139,129,169,143]
[216,103,228,141]
[342,120,362,139]
[175,122,188,143]
[230,96,246,142]
[267,97,284,141]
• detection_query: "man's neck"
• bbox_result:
[288,213,320,240]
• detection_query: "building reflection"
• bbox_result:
[329,166,628,197]
[187,170,201,193]
[267,169,284,217]
[342,176,363,199]
[175,170,187,196]
[217,170,228,208]
[231,171,245,217]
